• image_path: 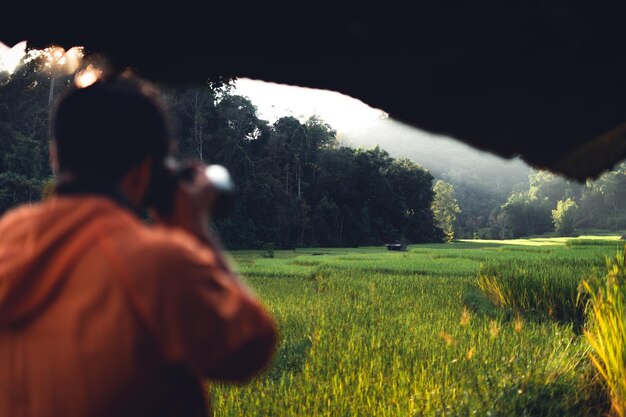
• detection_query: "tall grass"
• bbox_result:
[208,239,619,416]
[213,271,603,416]
[477,257,601,326]
[566,239,625,249]
[581,248,626,417]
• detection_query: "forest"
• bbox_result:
[0,52,443,249]
[342,114,626,240]
[1,50,625,250]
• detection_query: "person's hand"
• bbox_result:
[152,162,216,243]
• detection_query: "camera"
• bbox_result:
[146,158,236,220]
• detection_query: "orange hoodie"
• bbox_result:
[0,196,276,417]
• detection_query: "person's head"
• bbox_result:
[50,71,174,206]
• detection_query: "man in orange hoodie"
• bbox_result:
[0,70,277,416]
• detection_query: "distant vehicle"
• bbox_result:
[385,242,408,251]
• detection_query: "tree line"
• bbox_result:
[484,166,626,238]
[0,53,444,249]
[441,165,626,240]
[340,116,626,240]
[7,51,618,245]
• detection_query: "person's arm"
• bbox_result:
[151,164,248,290]
[135,240,277,382]
[148,164,277,381]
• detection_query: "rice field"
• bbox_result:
[209,237,625,416]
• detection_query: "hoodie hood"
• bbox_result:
[0,196,134,326]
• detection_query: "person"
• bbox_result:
[0,69,277,416]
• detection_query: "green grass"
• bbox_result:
[210,237,623,416]
[566,238,625,248]
[582,249,626,417]
[476,239,625,327]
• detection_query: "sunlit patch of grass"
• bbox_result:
[476,251,611,327]
[458,237,569,246]
[566,239,625,249]
[575,235,624,241]
[581,249,626,417]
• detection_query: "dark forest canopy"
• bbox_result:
[0,53,444,249]
[2,51,625,248]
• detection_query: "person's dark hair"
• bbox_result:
[51,71,174,185]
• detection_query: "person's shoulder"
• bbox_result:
[112,225,227,300]
[122,225,218,271]
[0,196,134,226]
[0,201,48,230]
[0,200,45,219]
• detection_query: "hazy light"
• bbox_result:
[74,64,102,88]
[0,41,27,74]
[233,78,388,133]
[42,45,84,75]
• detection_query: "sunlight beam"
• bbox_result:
[0,41,27,74]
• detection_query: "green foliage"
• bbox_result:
[578,163,626,231]
[262,243,275,259]
[566,239,625,249]
[0,53,53,216]
[182,99,443,249]
[443,163,626,239]
[529,170,583,203]
[581,248,626,417]
[0,172,43,213]
[432,180,460,242]
[552,198,580,236]
[494,191,552,238]
[484,163,626,239]
[0,64,443,249]
[4,54,625,247]
[3,132,43,177]
[477,250,606,327]
[11,54,624,247]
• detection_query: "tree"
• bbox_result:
[488,209,510,239]
[311,146,357,246]
[311,196,340,247]
[0,58,447,250]
[388,158,442,243]
[304,115,337,151]
[528,170,583,204]
[0,172,43,214]
[0,53,54,179]
[169,82,218,161]
[552,198,579,236]
[432,180,461,242]
[497,191,552,238]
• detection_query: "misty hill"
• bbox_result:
[340,117,532,195]
[339,117,538,237]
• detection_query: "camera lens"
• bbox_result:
[205,164,235,219]
[205,165,234,193]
